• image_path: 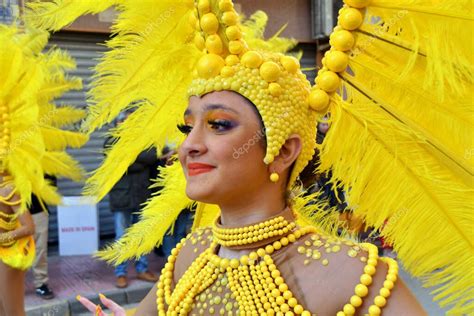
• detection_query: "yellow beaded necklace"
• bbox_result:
[212,215,297,248]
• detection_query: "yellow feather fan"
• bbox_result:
[0,24,87,209]
[315,0,473,313]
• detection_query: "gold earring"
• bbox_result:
[270,172,279,182]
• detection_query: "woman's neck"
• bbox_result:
[218,194,287,227]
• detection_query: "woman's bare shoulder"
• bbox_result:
[276,232,425,315]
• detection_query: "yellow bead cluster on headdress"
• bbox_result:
[187,0,318,186]
[0,103,11,171]
[308,0,370,112]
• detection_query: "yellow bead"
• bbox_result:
[294,305,304,314]
[387,273,397,282]
[360,273,372,286]
[280,56,300,73]
[325,51,349,73]
[249,252,258,260]
[344,0,371,8]
[354,284,368,297]
[336,312,345,316]
[350,295,362,307]
[288,298,297,308]
[379,287,390,298]
[270,172,280,182]
[257,248,266,257]
[343,303,355,315]
[301,311,311,316]
[200,13,219,34]
[241,51,263,68]
[339,8,363,30]
[368,305,381,315]
[197,54,225,79]
[205,34,223,54]
[280,303,290,313]
[220,258,230,269]
[374,295,386,307]
[317,71,340,92]
[222,11,238,25]
[230,259,240,269]
[330,30,355,51]
[260,61,281,82]
[364,264,376,276]
[383,280,394,289]
[229,40,244,54]
[308,89,330,112]
[268,83,282,96]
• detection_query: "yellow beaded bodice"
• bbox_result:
[156,221,399,316]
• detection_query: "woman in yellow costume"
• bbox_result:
[27,0,473,315]
[0,25,87,315]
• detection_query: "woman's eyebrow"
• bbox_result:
[204,103,239,114]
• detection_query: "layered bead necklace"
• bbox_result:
[156,213,399,316]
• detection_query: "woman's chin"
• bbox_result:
[185,186,219,204]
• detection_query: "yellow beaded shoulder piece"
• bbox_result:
[157,223,399,316]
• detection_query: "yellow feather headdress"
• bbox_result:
[26,0,473,313]
[0,24,87,210]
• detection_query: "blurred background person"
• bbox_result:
[30,193,55,299]
[105,111,159,288]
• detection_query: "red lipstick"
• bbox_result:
[187,162,215,176]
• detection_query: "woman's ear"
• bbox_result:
[271,134,302,174]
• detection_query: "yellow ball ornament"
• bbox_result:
[206,34,223,54]
[241,51,263,68]
[339,8,364,30]
[194,33,205,50]
[198,0,210,14]
[226,25,242,41]
[317,71,341,92]
[326,51,349,73]
[222,11,238,25]
[218,0,234,11]
[200,13,219,34]
[225,54,240,66]
[344,0,371,8]
[196,54,225,79]
[310,90,329,110]
[280,56,300,73]
[330,30,355,51]
[229,40,244,54]
[259,61,281,82]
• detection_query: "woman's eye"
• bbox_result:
[177,124,192,135]
[208,119,235,132]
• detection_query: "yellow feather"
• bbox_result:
[96,162,192,264]
[42,151,85,181]
[25,0,120,32]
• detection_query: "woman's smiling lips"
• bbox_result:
[187,162,216,176]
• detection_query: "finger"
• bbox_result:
[99,293,125,313]
[76,295,102,313]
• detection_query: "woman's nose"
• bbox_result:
[180,126,208,157]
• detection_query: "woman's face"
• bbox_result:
[178,91,269,205]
